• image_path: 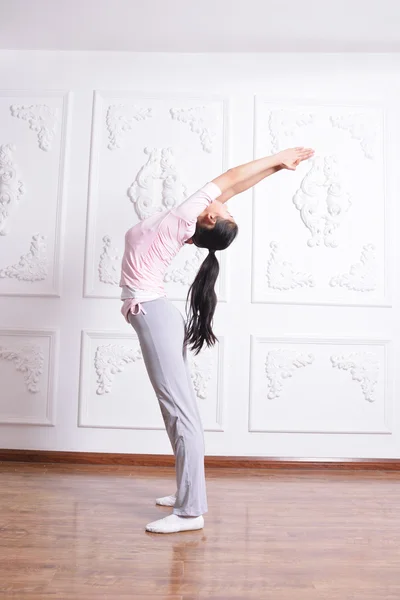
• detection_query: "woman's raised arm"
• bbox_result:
[212,147,314,203]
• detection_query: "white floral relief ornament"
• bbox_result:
[265,349,314,400]
[188,349,213,401]
[164,248,206,286]
[106,104,152,150]
[95,344,142,395]
[266,241,315,291]
[0,343,44,393]
[293,155,351,248]
[330,113,378,160]
[170,106,217,153]
[0,144,25,236]
[330,244,377,292]
[127,147,187,221]
[330,352,379,402]
[10,104,58,151]
[268,108,315,153]
[98,236,121,285]
[0,235,48,282]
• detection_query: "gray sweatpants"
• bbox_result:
[129,298,208,517]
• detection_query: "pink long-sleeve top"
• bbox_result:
[120,182,222,321]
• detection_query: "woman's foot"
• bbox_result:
[146,514,204,534]
[155,493,176,507]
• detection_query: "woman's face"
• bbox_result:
[197,200,235,227]
[185,202,236,245]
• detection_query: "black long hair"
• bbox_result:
[185,218,238,354]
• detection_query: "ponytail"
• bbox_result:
[185,217,238,354]
[185,250,219,355]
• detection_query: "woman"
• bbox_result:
[120,146,314,533]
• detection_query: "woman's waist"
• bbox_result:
[120,285,165,302]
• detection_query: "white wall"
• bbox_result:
[0,51,399,458]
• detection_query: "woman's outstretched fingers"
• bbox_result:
[298,148,314,162]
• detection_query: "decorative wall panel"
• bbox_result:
[79,331,225,432]
[250,336,391,434]
[252,99,387,307]
[84,92,229,301]
[0,91,70,297]
[0,329,58,425]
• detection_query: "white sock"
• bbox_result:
[146,514,204,534]
[156,493,176,507]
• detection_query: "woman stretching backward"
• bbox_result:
[120,146,314,533]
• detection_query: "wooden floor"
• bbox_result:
[1,463,400,599]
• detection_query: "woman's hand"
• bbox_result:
[277,147,315,170]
